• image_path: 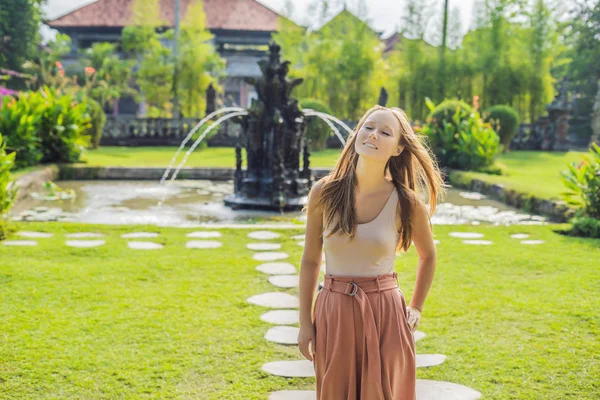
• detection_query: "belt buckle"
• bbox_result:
[348,281,358,296]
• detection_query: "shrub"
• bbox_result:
[300,98,334,151]
[0,95,42,169]
[419,100,500,171]
[484,105,520,152]
[570,216,600,238]
[85,97,107,149]
[428,99,473,128]
[0,133,18,240]
[561,143,600,219]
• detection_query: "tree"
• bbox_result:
[0,0,44,74]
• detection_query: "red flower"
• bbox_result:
[85,67,96,76]
[55,61,63,69]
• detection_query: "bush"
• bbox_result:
[561,143,600,218]
[0,133,18,240]
[85,98,107,149]
[484,105,520,152]
[0,95,42,169]
[419,100,500,171]
[300,98,333,152]
[428,99,473,128]
[570,216,600,238]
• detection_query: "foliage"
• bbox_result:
[484,104,520,152]
[21,34,72,91]
[428,99,473,127]
[0,133,18,214]
[570,216,600,238]
[0,95,42,169]
[0,0,43,73]
[300,98,333,151]
[560,143,600,219]
[419,99,500,170]
[85,98,107,149]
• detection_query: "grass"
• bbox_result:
[79,146,344,169]
[1,222,599,399]
[454,151,588,200]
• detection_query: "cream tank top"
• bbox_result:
[322,188,400,277]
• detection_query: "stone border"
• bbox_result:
[448,170,574,223]
[14,165,60,203]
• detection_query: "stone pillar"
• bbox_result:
[591,79,600,147]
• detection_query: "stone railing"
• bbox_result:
[100,116,241,147]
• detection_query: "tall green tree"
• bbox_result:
[0,0,44,74]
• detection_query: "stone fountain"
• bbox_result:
[224,42,312,211]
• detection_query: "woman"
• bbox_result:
[297,105,443,399]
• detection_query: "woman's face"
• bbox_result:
[354,110,404,162]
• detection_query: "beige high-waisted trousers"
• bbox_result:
[313,272,416,400]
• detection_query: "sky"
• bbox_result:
[42,0,476,40]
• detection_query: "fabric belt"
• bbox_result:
[322,272,400,390]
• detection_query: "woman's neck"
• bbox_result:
[354,157,390,194]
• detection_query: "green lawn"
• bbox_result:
[79,146,344,169]
[454,151,588,200]
[1,222,598,399]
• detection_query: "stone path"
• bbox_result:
[16,231,53,238]
[253,252,289,261]
[2,240,38,246]
[186,240,222,249]
[247,243,282,251]
[241,231,481,399]
[127,241,163,250]
[66,240,106,248]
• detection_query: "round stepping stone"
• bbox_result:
[247,243,281,251]
[510,233,530,239]
[186,231,222,238]
[2,240,37,246]
[521,240,545,245]
[262,360,315,377]
[186,240,222,249]
[268,275,299,288]
[414,330,426,342]
[260,310,300,325]
[297,240,305,247]
[248,231,281,240]
[416,354,447,368]
[247,292,299,308]
[66,240,105,248]
[121,232,159,239]
[291,234,305,240]
[416,379,482,400]
[269,391,316,400]
[462,240,493,245]
[65,233,105,238]
[449,232,484,239]
[16,231,53,238]
[265,326,299,345]
[434,240,440,245]
[127,241,163,250]
[253,252,289,261]
[256,262,297,275]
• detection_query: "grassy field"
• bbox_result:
[1,222,598,399]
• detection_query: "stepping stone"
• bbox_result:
[269,391,316,400]
[268,275,299,288]
[291,234,305,240]
[458,191,486,200]
[265,326,300,345]
[65,233,105,238]
[297,240,305,247]
[262,360,315,377]
[66,240,105,248]
[462,240,493,245]
[253,252,289,261]
[247,292,299,308]
[248,231,281,240]
[414,330,426,342]
[247,243,281,251]
[256,262,297,275]
[186,240,222,249]
[521,240,545,245]
[416,379,481,399]
[449,232,484,239]
[186,231,222,238]
[434,240,440,245]
[121,232,159,239]
[416,354,447,368]
[2,240,37,246]
[127,241,163,250]
[16,231,53,238]
[260,310,300,325]
[510,233,530,239]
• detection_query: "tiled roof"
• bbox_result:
[47,0,281,31]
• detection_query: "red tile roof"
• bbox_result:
[47,0,281,31]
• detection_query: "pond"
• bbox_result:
[10,180,546,226]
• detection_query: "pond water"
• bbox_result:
[10,180,546,226]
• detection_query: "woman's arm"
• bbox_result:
[408,197,437,313]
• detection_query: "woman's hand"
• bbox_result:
[297,323,316,362]
[406,306,421,332]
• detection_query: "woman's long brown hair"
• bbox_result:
[303,105,445,252]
